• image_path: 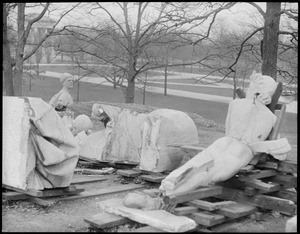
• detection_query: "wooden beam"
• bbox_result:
[277,161,297,173]
[255,161,278,170]
[71,175,111,185]
[188,211,226,227]
[214,203,257,219]
[216,187,297,216]
[57,184,145,201]
[139,174,167,183]
[84,212,130,229]
[268,189,297,203]
[163,186,223,206]
[117,169,142,178]
[267,174,297,189]
[238,170,277,181]
[220,178,280,193]
[185,200,236,211]
[2,184,43,197]
[2,191,31,200]
[173,206,199,216]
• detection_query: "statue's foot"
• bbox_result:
[123,190,165,210]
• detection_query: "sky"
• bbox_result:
[23,2,267,29]
[21,2,297,36]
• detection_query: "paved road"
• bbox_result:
[41,70,296,113]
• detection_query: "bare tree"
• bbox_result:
[195,2,297,97]
[56,2,236,103]
[3,3,80,96]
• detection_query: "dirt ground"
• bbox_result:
[2,101,297,232]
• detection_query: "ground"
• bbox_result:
[2,101,296,232]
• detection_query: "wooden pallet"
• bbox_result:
[216,158,297,216]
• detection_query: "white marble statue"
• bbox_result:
[123,71,292,210]
[79,103,199,172]
[3,96,80,191]
[49,73,75,128]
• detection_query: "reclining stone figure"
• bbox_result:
[123,71,292,210]
[80,103,199,172]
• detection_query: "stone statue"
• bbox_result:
[79,103,199,172]
[71,114,93,146]
[123,71,292,210]
[3,96,80,191]
[49,73,74,128]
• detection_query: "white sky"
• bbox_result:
[21,2,297,34]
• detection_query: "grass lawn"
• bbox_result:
[21,74,297,146]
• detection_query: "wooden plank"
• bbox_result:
[79,168,115,175]
[97,198,197,232]
[2,191,31,200]
[139,174,167,183]
[163,186,223,206]
[2,184,43,197]
[216,187,297,216]
[215,203,257,219]
[267,174,297,189]
[239,165,254,173]
[130,226,166,232]
[71,175,110,185]
[227,177,280,193]
[84,212,130,229]
[267,82,283,114]
[238,169,277,181]
[255,161,278,170]
[28,197,56,207]
[185,200,236,211]
[268,189,297,203]
[173,206,199,216]
[244,187,256,196]
[117,169,142,178]
[57,184,145,201]
[277,161,297,173]
[38,187,85,197]
[188,211,226,227]
[267,101,285,139]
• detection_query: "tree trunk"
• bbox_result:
[3,5,14,96]
[125,57,135,103]
[14,3,26,96]
[261,2,281,80]
[125,78,135,103]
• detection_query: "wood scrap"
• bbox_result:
[57,184,145,201]
[188,211,227,227]
[117,169,142,178]
[71,174,111,185]
[214,203,257,219]
[185,200,236,211]
[97,198,197,232]
[139,174,167,183]
[76,168,115,175]
[163,186,223,206]
[84,212,130,229]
